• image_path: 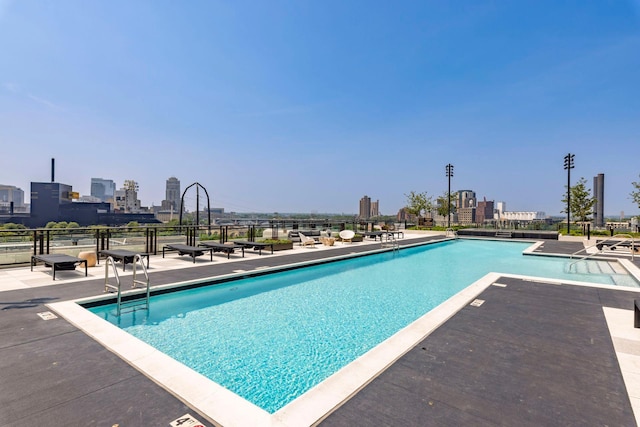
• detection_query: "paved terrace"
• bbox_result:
[1,233,639,426]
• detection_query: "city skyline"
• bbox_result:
[1,2,639,216]
[3,172,632,220]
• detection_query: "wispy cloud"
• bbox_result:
[3,82,66,111]
[3,82,19,92]
[27,94,66,112]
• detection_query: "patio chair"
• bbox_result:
[339,230,355,243]
[299,232,316,247]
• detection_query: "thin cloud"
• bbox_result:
[27,94,66,112]
[3,82,19,93]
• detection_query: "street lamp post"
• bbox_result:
[563,153,575,235]
[446,164,454,229]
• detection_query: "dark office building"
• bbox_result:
[476,198,495,225]
[30,182,75,224]
[359,195,372,219]
[20,182,160,227]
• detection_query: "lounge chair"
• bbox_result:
[339,230,355,243]
[232,240,274,255]
[162,244,214,263]
[31,254,88,280]
[299,232,316,247]
[198,241,240,259]
[98,249,150,271]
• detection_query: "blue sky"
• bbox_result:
[1,1,639,217]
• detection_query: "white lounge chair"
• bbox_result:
[339,230,355,243]
[299,232,316,247]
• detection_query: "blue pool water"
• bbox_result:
[89,240,637,413]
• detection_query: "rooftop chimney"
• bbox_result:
[51,158,55,182]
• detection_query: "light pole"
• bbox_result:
[446,164,454,229]
[563,153,574,235]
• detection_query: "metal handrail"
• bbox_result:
[131,253,150,312]
[104,254,150,317]
[445,228,457,238]
[568,234,635,271]
[103,256,123,316]
[382,232,399,252]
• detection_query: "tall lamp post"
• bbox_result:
[446,163,454,228]
[563,153,575,235]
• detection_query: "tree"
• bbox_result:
[631,175,640,211]
[561,177,596,223]
[436,192,457,218]
[66,222,80,228]
[1,223,26,230]
[404,191,433,219]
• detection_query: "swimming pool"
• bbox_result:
[87,239,638,415]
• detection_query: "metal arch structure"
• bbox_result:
[179,182,211,228]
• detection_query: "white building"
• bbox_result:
[494,202,545,222]
[115,180,142,213]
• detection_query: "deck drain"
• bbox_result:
[469,299,485,307]
[37,311,58,320]
[492,283,507,287]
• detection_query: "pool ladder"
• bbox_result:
[104,254,150,316]
[382,232,400,252]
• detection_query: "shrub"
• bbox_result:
[259,239,292,244]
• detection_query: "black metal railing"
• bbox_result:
[0,220,407,268]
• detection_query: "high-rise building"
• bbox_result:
[359,195,371,219]
[457,190,476,209]
[458,207,476,224]
[164,176,181,212]
[90,178,116,202]
[476,198,494,225]
[115,180,141,213]
[593,173,604,227]
[30,182,74,223]
[370,200,379,217]
[0,185,25,212]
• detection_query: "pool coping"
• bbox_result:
[47,240,640,426]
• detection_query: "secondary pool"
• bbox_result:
[88,239,638,414]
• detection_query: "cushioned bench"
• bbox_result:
[31,254,88,280]
[198,242,241,259]
[162,244,214,263]
[232,240,274,255]
[596,240,638,252]
[98,249,150,271]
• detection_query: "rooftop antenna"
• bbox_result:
[51,158,55,182]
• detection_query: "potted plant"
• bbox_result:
[259,239,294,251]
[351,234,364,242]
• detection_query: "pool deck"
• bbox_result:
[1,233,640,426]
